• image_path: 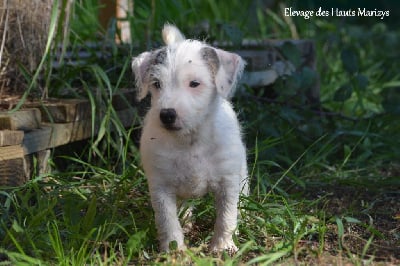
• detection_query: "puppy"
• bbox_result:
[132,24,248,253]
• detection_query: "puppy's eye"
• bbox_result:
[153,80,161,89]
[189,80,200,88]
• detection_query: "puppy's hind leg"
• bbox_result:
[150,186,186,252]
[210,179,240,253]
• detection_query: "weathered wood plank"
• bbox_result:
[39,120,90,149]
[0,157,26,186]
[46,123,72,148]
[0,145,24,161]
[22,121,92,154]
[241,70,279,87]
[0,130,24,146]
[236,50,278,71]
[26,99,91,123]
[22,127,53,155]
[69,120,92,143]
[0,109,41,130]
[0,144,28,186]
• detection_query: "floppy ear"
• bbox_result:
[215,49,245,98]
[132,51,152,101]
[202,47,245,98]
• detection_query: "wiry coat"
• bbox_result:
[132,25,248,253]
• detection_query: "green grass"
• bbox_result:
[2,147,397,264]
[1,0,399,265]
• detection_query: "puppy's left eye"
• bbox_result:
[153,80,161,89]
[189,80,200,88]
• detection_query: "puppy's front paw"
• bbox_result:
[160,240,187,253]
[210,236,238,255]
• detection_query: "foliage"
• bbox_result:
[1,0,399,265]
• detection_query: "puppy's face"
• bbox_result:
[132,29,244,134]
[147,42,220,133]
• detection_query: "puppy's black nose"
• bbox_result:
[160,108,177,126]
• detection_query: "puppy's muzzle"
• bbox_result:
[160,108,180,130]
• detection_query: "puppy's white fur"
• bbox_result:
[132,24,248,253]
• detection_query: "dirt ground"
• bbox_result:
[303,168,400,265]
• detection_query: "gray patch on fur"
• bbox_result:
[154,48,167,65]
[145,48,168,83]
[201,47,220,77]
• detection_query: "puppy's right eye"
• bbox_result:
[153,80,161,89]
[189,80,200,88]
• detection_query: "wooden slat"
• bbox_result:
[0,109,41,130]
[0,145,24,161]
[0,157,26,186]
[44,99,91,123]
[40,120,91,149]
[0,130,24,146]
[69,119,92,143]
[26,99,91,123]
[23,121,92,154]
[236,50,278,71]
[23,127,53,155]
[240,70,279,87]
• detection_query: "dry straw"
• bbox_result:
[0,0,53,104]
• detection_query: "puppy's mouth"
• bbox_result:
[162,124,182,131]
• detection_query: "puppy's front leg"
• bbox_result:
[150,186,185,252]
[210,180,240,253]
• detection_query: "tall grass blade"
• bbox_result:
[48,222,65,264]
[0,248,42,266]
[268,134,327,194]
[335,216,344,250]
[247,246,291,265]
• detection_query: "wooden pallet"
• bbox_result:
[0,90,137,186]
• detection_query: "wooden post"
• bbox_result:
[98,0,116,31]
[98,0,131,43]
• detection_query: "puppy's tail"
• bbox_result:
[162,24,185,45]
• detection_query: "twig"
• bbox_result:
[16,9,25,49]
[0,1,9,69]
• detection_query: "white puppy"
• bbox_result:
[132,24,248,253]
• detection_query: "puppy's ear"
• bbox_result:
[202,47,245,98]
[162,24,185,45]
[215,49,245,98]
[132,51,152,101]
